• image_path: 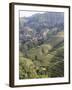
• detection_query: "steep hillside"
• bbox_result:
[19,11,64,79]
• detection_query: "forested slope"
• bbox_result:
[19,12,64,79]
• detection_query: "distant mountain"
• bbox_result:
[19,11,64,45]
[19,12,64,32]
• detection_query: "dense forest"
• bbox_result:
[19,12,64,79]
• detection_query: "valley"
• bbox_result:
[19,11,64,79]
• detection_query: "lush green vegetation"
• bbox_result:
[19,41,64,79]
[19,12,64,79]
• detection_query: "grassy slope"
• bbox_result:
[19,31,64,79]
